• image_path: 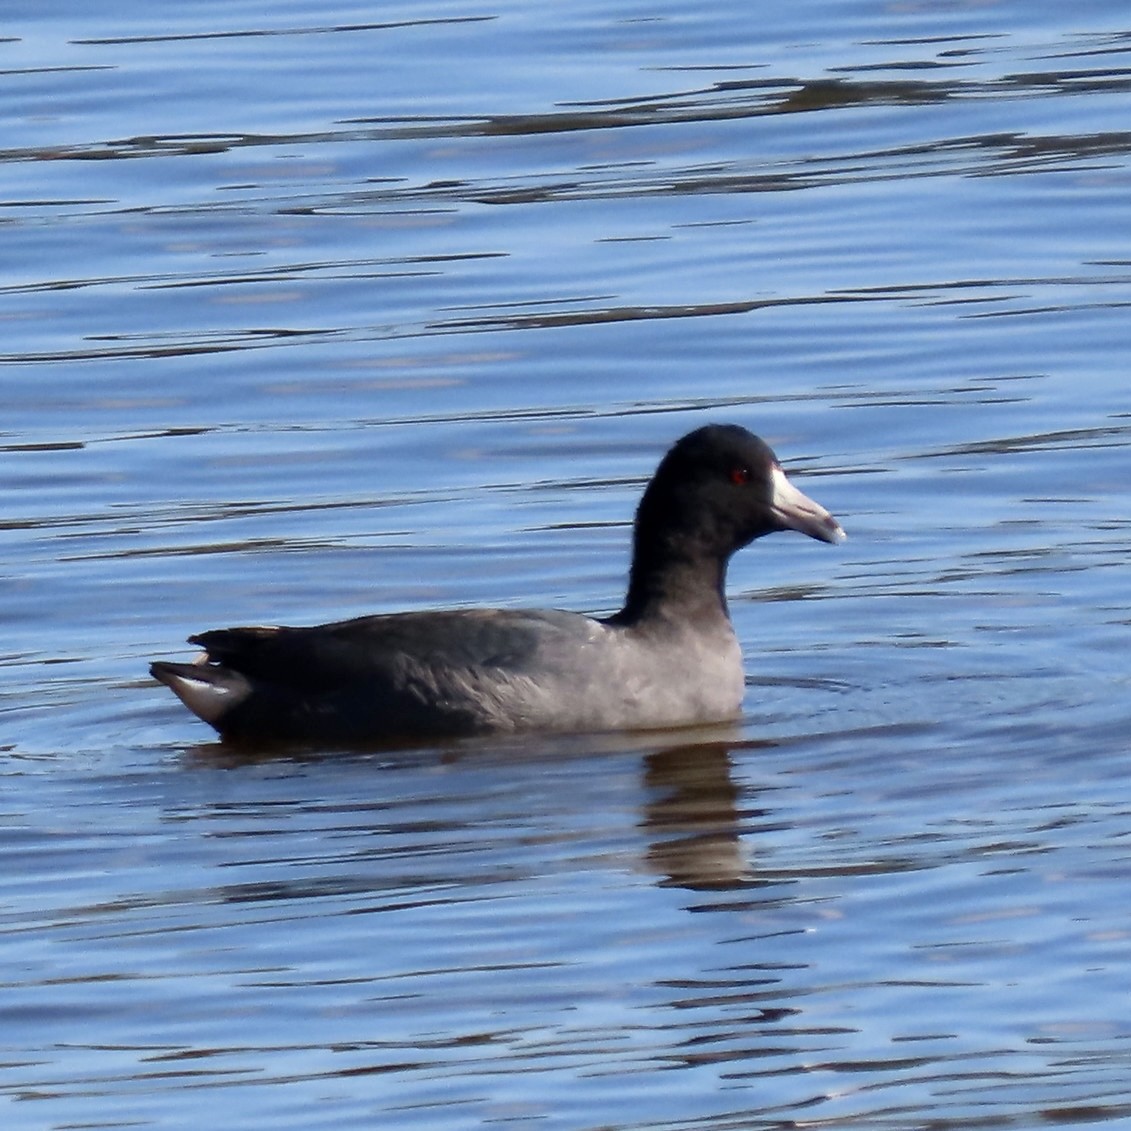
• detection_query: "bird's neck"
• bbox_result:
[607,536,732,628]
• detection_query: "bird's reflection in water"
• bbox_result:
[184,725,778,895]
[642,737,775,891]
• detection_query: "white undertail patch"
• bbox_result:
[164,668,251,726]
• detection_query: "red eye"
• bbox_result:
[729,465,751,486]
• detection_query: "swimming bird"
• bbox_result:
[151,424,844,745]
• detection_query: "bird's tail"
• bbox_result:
[150,661,251,728]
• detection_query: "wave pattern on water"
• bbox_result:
[3,2,1131,1129]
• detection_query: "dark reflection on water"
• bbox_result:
[14,39,1131,166]
[72,14,498,48]
[643,739,755,891]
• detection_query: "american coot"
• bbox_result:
[151,424,844,745]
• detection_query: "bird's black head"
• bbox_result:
[636,423,844,557]
[614,424,844,623]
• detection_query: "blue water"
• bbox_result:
[4,1,1131,1128]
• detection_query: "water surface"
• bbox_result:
[3,1,1131,1128]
